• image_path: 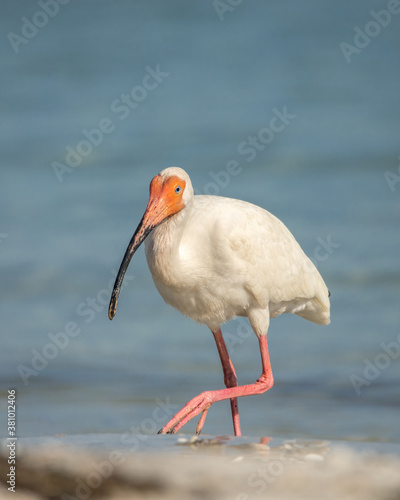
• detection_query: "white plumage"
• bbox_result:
[109,166,330,436]
[145,167,330,334]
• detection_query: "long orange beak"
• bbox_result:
[108,174,184,320]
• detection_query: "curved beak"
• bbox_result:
[108,175,179,320]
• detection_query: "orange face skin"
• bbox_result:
[143,174,186,229]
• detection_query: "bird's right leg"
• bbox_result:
[211,327,241,436]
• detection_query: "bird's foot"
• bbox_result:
[158,391,213,435]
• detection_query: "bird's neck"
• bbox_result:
[145,202,192,284]
[156,202,191,248]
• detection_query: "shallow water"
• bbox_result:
[0,1,399,442]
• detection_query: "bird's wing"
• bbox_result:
[210,198,330,322]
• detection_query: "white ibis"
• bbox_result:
[109,167,330,436]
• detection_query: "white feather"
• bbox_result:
[145,167,330,335]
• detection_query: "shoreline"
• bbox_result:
[1,434,400,499]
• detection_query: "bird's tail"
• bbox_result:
[296,271,331,325]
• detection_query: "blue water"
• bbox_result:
[0,1,399,442]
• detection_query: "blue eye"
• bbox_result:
[175,185,181,194]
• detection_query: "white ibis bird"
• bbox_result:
[109,167,330,436]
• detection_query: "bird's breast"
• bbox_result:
[144,219,250,328]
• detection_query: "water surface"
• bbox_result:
[0,1,399,443]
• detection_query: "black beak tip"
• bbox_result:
[108,294,117,320]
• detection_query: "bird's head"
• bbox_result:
[108,167,192,320]
[145,168,190,226]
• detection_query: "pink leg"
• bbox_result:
[158,335,274,435]
[212,328,241,436]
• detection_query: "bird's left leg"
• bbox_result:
[158,334,274,435]
[211,327,241,436]
[157,327,240,436]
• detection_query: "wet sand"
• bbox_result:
[1,435,400,499]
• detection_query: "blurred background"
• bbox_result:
[0,1,399,443]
